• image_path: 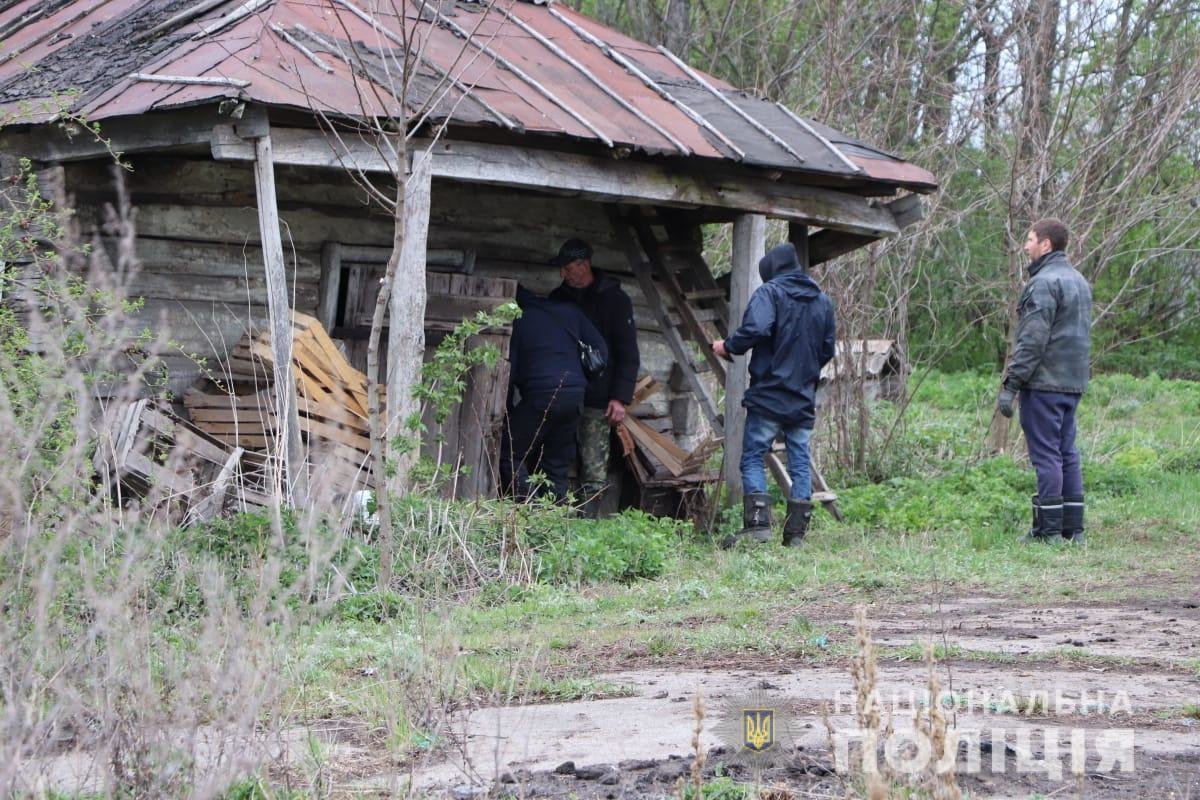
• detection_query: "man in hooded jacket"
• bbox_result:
[713,243,836,547]
[548,238,640,516]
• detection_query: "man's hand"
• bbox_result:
[605,399,626,426]
[712,339,732,361]
[997,388,1016,418]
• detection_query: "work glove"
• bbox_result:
[997,387,1016,418]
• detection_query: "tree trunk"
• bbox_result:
[387,147,432,490]
[664,0,690,52]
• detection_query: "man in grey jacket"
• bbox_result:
[997,219,1093,544]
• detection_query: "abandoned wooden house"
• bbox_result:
[0,0,937,513]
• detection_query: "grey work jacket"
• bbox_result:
[1004,250,1092,394]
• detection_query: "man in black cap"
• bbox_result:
[548,238,640,516]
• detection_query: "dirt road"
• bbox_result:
[394,594,1200,799]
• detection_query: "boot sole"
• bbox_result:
[720,529,773,549]
[1019,533,1066,544]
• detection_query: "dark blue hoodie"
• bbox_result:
[508,285,608,398]
[723,244,836,427]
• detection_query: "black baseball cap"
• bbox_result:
[549,238,593,267]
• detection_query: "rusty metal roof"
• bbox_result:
[0,0,937,193]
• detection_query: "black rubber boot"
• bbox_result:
[1040,496,1064,540]
[577,486,605,520]
[782,500,812,547]
[1021,495,1064,543]
[1020,495,1064,543]
[721,493,773,549]
[1062,495,1085,546]
[1019,495,1042,543]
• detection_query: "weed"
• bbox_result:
[531,508,683,584]
[681,776,749,800]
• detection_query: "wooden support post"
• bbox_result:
[788,221,810,269]
[725,214,765,499]
[253,132,306,505]
[317,241,342,331]
[385,146,433,485]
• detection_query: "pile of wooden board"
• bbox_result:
[184,311,377,494]
[94,398,267,524]
[617,376,722,489]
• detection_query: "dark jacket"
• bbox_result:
[1004,250,1092,394]
[509,286,608,398]
[549,269,640,408]
[724,246,836,427]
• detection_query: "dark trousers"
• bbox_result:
[1019,388,1083,499]
[499,390,583,502]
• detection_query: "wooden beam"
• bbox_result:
[810,194,925,265]
[212,128,904,236]
[1,105,229,161]
[385,147,432,481]
[725,214,765,498]
[809,229,876,266]
[253,132,306,505]
[431,140,900,236]
[317,241,342,331]
[788,222,809,269]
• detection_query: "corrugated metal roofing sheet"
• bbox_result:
[0,0,936,193]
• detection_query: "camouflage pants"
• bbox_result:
[577,406,611,494]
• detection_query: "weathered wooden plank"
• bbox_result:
[254,132,305,504]
[608,207,723,429]
[2,105,226,162]
[186,446,245,526]
[73,200,395,249]
[317,241,341,331]
[808,194,924,265]
[621,417,685,477]
[788,222,810,268]
[127,237,321,281]
[125,272,319,307]
[426,140,902,235]
[213,130,904,235]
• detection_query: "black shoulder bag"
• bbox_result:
[546,307,607,380]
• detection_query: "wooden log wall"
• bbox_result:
[61,153,704,442]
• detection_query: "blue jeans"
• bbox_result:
[1019,389,1083,499]
[740,412,812,500]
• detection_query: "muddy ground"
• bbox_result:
[25,593,1200,798]
[388,593,1200,799]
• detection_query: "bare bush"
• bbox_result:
[0,161,357,798]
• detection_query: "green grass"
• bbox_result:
[449,372,1198,655]
[277,371,1200,761]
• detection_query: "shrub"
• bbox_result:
[833,457,1030,532]
[531,509,682,584]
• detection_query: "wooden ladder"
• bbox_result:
[608,205,842,520]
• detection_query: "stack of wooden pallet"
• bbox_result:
[184,312,377,494]
[94,398,267,524]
